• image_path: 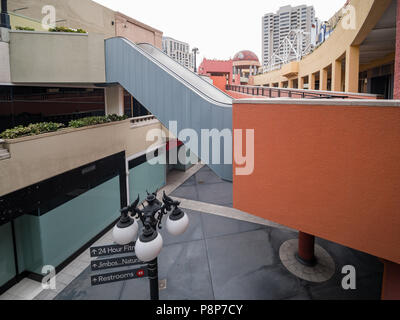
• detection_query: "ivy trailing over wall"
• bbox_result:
[0,122,65,139]
[68,115,128,128]
[0,115,128,139]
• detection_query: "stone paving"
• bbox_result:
[38,166,383,300]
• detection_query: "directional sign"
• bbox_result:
[91,267,148,286]
[90,242,135,258]
[91,255,144,271]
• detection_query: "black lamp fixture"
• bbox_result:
[113,190,189,262]
[1,0,11,29]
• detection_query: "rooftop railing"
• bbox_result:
[227,84,349,99]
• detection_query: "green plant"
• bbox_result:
[0,122,64,139]
[68,114,128,128]
[16,26,35,31]
[48,26,87,33]
[0,115,128,140]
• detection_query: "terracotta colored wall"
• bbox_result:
[198,59,233,84]
[395,0,400,99]
[210,76,227,92]
[233,102,400,264]
[226,91,254,99]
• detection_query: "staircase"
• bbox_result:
[0,140,10,160]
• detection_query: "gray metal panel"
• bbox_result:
[105,38,233,181]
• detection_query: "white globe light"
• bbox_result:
[135,232,163,262]
[166,212,189,236]
[113,219,138,245]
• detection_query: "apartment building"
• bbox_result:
[162,36,194,71]
[262,5,315,67]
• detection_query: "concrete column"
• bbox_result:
[289,78,296,89]
[105,86,124,116]
[296,231,316,266]
[394,0,400,98]
[299,77,305,90]
[320,68,328,91]
[345,45,360,93]
[332,59,342,92]
[309,73,316,90]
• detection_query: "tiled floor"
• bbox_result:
[48,165,383,300]
[0,163,204,301]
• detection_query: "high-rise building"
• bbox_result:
[162,37,194,71]
[262,5,315,68]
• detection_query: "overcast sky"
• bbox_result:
[93,0,346,62]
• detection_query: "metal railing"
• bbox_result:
[130,115,156,125]
[226,84,349,99]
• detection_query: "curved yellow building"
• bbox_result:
[252,0,396,98]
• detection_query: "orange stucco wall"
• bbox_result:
[210,76,228,92]
[233,102,400,264]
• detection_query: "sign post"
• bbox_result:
[89,242,159,300]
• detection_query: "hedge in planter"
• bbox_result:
[0,122,65,139]
[16,26,35,31]
[49,26,87,33]
[68,114,128,128]
[0,115,128,139]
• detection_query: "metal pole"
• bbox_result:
[148,258,159,300]
[0,0,11,29]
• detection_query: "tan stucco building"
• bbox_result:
[8,0,163,48]
[251,0,396,98]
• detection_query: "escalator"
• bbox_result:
[105,38,233,181]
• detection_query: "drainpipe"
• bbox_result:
[1,0,11,29]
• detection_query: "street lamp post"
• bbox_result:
[192,47,199,73]
[113,191,189,300]
[1,0,11,29]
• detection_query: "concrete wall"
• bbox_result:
[9,0,116,38]
[9,12,49,31]
[115,12,163,49]
[0,118,164,197]
[233,99,400,264]
[0,41,11,84]
[9,31,105,83]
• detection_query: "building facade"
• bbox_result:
[0,0,194,295]
[262,5,315,68]
[162,36,194,71]
[254,0,396,98]
[198,58,234,85]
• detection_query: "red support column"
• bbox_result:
[296,231,317,266]
[381,260,400,300]
[394,0,400,99]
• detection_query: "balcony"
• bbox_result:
[0,116,164,197]
[281,61,299,78]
